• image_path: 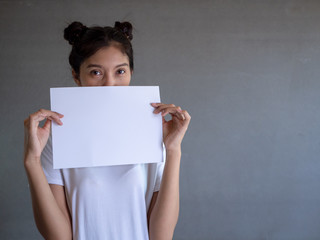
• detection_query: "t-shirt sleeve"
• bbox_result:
[153,145,166,192]
[41,135,64,186]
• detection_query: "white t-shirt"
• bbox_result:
[41,135,165,240]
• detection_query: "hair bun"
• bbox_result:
[114,21,133,40]
[64,21,88,45]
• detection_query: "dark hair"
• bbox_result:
[64,21,134,78]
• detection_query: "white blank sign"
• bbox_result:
[50,86,163,169]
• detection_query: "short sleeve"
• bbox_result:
[153,145,166,192]
[41,135,64,186]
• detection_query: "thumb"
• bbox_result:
[42,119,52,132]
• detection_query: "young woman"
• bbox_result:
[24,21,191,240]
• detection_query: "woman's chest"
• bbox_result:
[62,164,149,201]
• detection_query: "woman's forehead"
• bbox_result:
[82,46,129,67]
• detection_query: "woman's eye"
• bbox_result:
[91,70,102,76]
[117,69,125,75]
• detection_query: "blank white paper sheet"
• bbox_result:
[50,86,163,169]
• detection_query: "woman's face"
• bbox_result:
[73,45,132,87]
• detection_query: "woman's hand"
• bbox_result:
[151,103,191,151]
[24,109,64,163]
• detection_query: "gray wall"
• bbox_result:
[1,0,320,239]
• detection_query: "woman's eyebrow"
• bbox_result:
[114,63,129,68]
[86,64,102,68]
[86,63,129,69]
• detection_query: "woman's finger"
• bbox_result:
[150,102,163,107]
[42,119,52,132]
[151,103,189,121]
[29,109,64,130]
[38,109,64,123]
[161,107,186,121]
[151,103,185,119]
[152,103,176,114]
[181,110,191,121]
[47,116,63,125]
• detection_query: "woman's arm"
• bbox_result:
[148,103,191,240]
[24,109,72,240]
[148,150,181,240]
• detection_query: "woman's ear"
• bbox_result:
[72,69,81,86]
